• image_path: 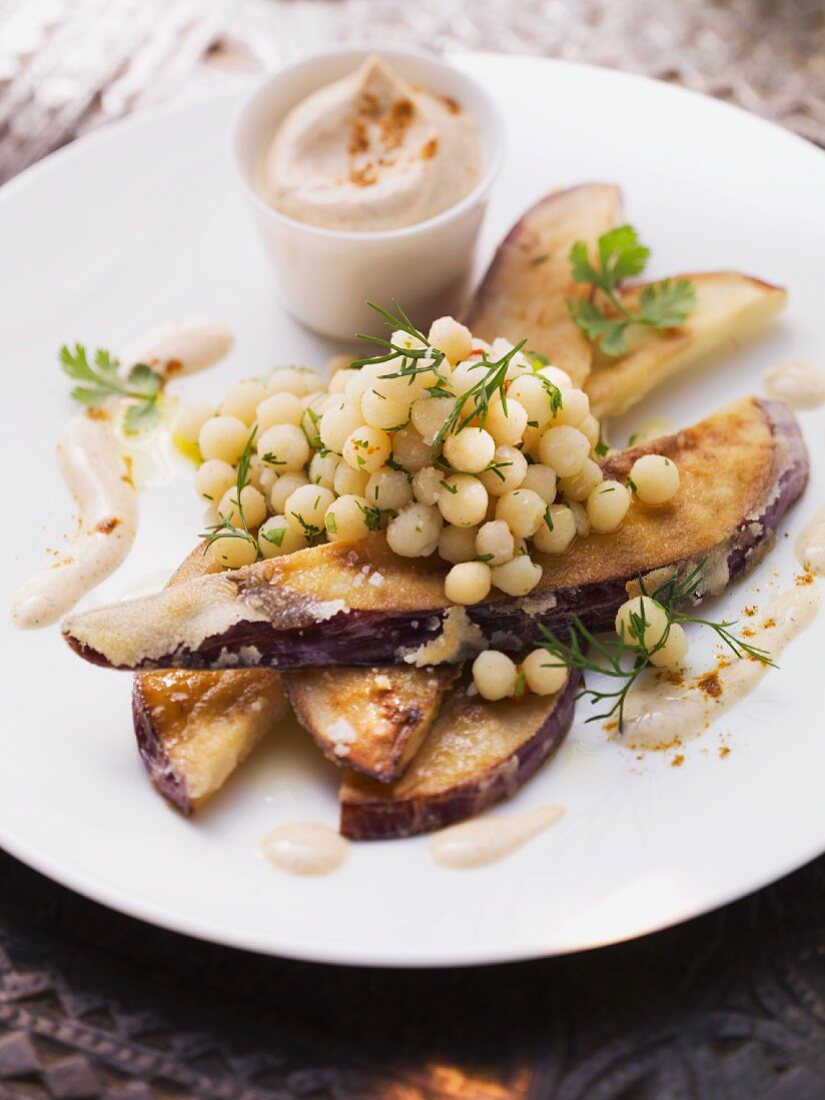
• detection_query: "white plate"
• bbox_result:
[2,55,824,967]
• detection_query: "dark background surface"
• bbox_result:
[0,848,823,1099]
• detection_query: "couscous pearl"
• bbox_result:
[445,561,492,605]
[410,394,455,444]
[217,484,267,530]
[359,389,411,432]
[437,474,489,528]
[649,622,689,669]
[428,316,473,364]
[386,502,442,557]
[221,380,268,425]
[567,499,591,538]
[521,464,557,504]
[579,413,601,449]
[492,554,542,596]
[258,514,308,557]
[257,392,304,431]
[615,596,669,648]
[485,397,528,446]
[342,426,392,473]
[475,519,515,566]
[521,649,568,695]
[478,445,527,496]
[442,427,496,473]
[450,360,486,396]
[174,400,213,445]
[558,458,603,501]
[392,425,431,473]
[333,463,370,497]
[324,494,370,542]
[270,472,309,514]
[268,367,324,396]
[365,467,413,512]
[495,488,547,539]
[344,362,384,406]
[538,425,590,478]
[250,460,277,496]
[256,423,310,473]
[412,465,443,506]
[507,374,553,429]
[472,650,518,701]
[327,366,351,394]
[308,451,340,490]
[198,415,250,464]
[438,524,479,564]
[206,535,258,568]
[284,484,336,534]
[532,503,576,554]
[319,402,362,454]
[551,387,590,428]
[630,454,680,505]
[538,365,573,388]
[194,458,236,503]
[586,479,630,533]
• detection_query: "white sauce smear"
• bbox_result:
[11,412,138,629]
[13,320,233,629]
[796,506,825,576]
[617,584,820,750]
[428,804,564,870]
[261,821,349,876]
[763,359,825,410]
[120,319,233,379]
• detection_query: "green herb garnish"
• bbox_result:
[537,560,773,731]
[199,428,260,557]
[566,226,695,357]
[60,344,164,434]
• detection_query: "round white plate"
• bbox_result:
[2,55,825,967]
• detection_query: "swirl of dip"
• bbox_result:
[264,55,483,232]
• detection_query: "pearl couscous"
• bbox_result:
[177,316,680,608]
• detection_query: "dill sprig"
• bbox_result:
[351,302,532,457]
[537,559,774,730]
[351,301,449,386]
[199,427,260,556]
[430,338,527,455]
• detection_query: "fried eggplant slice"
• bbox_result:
[283,664,460,782]
[134,668,288,815]
[340,671,579,839]
[64,398,808,671]
[136,548,450,795]
[132,549,285,814]
[585,273,787,418]
[464,183,621,386]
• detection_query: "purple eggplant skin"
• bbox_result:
[62,397,808,672]
[132,682,194,815]
[340,670,581,841]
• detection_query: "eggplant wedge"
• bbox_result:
[586,273,787,419]
[283,664,460,782]
[132,549,286,814]
[64,398,808,673]
[137,549,453,799]
[465,183,621,387]
[340,671,579,839]
[134,668,287,815]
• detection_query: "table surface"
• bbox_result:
[1,2,824,1097]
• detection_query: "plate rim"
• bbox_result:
[2,54,824,968]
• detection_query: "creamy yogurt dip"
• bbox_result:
[264,55,483,231]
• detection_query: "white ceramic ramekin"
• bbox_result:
[232,47,505,341]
